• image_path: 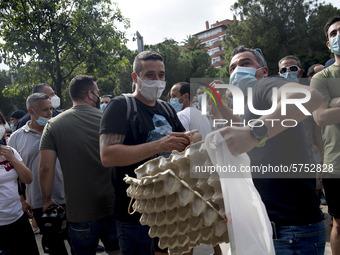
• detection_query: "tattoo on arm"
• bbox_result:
[100,133,125,150]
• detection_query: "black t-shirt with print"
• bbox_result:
[100,95,185,222]
[243,77,323,226]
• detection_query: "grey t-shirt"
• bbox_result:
[8,123,65,209]
[40,105,115,222]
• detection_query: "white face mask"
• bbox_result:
[0,125,5,139]
[50,95,60,108]
[138,77,166,101]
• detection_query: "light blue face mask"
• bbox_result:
[170,97,183,112]
[36,116,50,126]
[229,66,259,94]
[330,34,340,55]
[10,123,16,131]
[100,103,108,112]
[280,72,299,82]
[33,110,50,126]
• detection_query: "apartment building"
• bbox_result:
[193,17,239,68]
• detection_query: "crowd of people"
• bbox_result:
[0,15,339,255]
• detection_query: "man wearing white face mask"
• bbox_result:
[311,16,340,255]
[100,51,190,255]
[17,83,62,129]
[278,55,304,82]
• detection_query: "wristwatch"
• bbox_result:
[248,120,268,147]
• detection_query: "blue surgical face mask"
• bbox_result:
[229,66,260,94]
[198,94,202,103]
[33,110,50,126]
[10,123,16,131]
[100,103,108,112]
[280,72,299,82]
[330,34,340,55]
[170,97,183,112]
[37,116,49,126]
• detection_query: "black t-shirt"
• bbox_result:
[100,95,185,222]
[244,77,322,226]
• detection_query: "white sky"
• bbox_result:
[117,0,340,50]
[0,0,339,70]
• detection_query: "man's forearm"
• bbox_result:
[101,142,162,167]
[262,84,323,138]
[38,150,56,204]
[100,132,190,167]
[314,106,340,126]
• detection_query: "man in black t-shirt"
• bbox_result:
[214,46,325,254]
[100,51,190,255]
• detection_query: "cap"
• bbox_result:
[10,110,26,119]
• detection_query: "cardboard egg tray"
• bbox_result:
[124,141,228,254]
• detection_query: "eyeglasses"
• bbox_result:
[279,65,300,74]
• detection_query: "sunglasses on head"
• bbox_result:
[279,65,300,74]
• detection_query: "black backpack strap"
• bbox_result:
[157,99,174,119]
[122,94,138,140]
[157,99,183,130]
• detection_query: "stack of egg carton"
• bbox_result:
[124,141,228,254]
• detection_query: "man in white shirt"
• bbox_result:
[170,82,212,140]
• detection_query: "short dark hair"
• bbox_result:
[32,83,51,93]
[278,55,302,68]
[324,16,340,40]
[69,75,97,101]
[133,51,164,76]
[307,64,323,78]
[175,82,191,97]
[231,46,267,67]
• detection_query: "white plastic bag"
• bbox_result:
[204,131,275,255]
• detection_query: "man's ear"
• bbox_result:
[131,73,138,83]
[86,90,93,100]
[262,66,269,77]
[298,69,304,78]
[28,108,34,115]
[326,40,331,50]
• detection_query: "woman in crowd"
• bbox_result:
[0,111,39,255]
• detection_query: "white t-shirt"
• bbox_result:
[177,107,212,139]
[0,147,24,225]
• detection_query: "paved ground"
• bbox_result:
[34,205,333,254]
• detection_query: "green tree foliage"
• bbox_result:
[146,39,190,98]
[307,4,340,65]
[0,70,27,119]
[181,35,205,52]
[146,39,212,99]
[223,0,339,76]
[0,0,129,107]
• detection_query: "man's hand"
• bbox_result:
[42,199,57,212]
[158,132,190,153]
[329,97,340,108]
[185,129,202,143]
[219,126,259,156]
